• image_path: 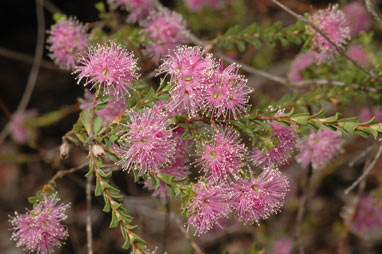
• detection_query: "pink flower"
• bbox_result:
[96,96,127,123]
[204,62,252,119]
[107,0,153,23]
[272,237,294,254]
[296,128,343,170]
[351,195,382,239]
[195,127,246,182]
[10,109,38,144]
[186,182,231,236]
[47,17,89,70]
[184,0,225,12]
[9,194,70,254]
[288,51,316,81]
[308,5,350,64]
[141,10,189,63]
[343,2,371,37]
[75,41,140,98]
[145,127,191,197]
[116,107,176,174]
[230,169,290,225]
[347,44,372,68]
[157,46,215,115]
[251,123,296,169]
[359,107,382,123]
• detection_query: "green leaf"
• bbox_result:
[322,113,340,123]
[93,116,102,134]
[95,179,103,197]
[80,111,92,135]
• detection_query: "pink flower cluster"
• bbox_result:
[108,0,153,23]
[343,2,371,37]
[184,0,225,12]
[186,169,290,235]
[296,128,344,170]
[359,107,382,123]
[347,44,372,68]
[75,41,140,98]
[250,122,296,169]
[352,195,382,239]
[116,107,176,175]
[47,17,89,70]
[10,109,38,144]
[271,237,294,254]
[308,5,350,64]
[157,46,252,118]
[9,194,70,254]
[288,51,316,82]
[141,10,189,63]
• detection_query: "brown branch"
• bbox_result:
[365,0,382,29]
[86,174,94,254]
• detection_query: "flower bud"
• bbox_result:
[60,142,70,159]
[91,144,105,157]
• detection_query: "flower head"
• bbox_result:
[251,123,296,169]
[9,194,70,254]
[272,237,294,254]
[186,182,231,236]
[10,109,38,144]
[196,127,246,182]
[347,44,372,68]
[343,2,371,37]
[116,107,176,174]
[157,46,216,115]
[204,63,252,119]
[75,41,140,98]
[288,51,316,82]
[184,0,225,12]
[296,128,343,170]
[351,195,382,239]
[47,17,89,70]
[308,5,350,64]
[107,0,153,23]
[230,169,290,225]
[141,10,189,63]
[359,107,382,123]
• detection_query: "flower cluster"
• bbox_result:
[116,107,176,175]
[75,41,140,98]
[10,109,38,144]
[343,2,371,37]
[184,0,225,12]
[141,10,189,63]
[308,5,350,64]
[288,51,316,82]
[158,46,252,118]
[271,237,294,254]
[107,0,153,23]
[347,44,372,68]
[9,194,70,254]
[47,17,89,70]
[196,127,246,182]
[296,128,344,170]
[251,122,296,169]
[359,107,382,123]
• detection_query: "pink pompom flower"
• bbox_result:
[251,122,297,169]
[204,62,252,119]
[10,109,38,144]
[9,194,70,254]
[116,107,176,175]
[75,41,140,98]
[308,5,350,64]
[347,44,372,68]
[230,169,289,225]
[157,46,216,115]
[107,0,153,23]
[272,237,294,254]
[343,2,371,37]
[296,128,344,170]
[47,17,89,70]
[195,127,246,182]
[186,182,231,236]
[288,51,316,82]
[141,10,189,63]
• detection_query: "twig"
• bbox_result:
[169,211,205,254]
[269,0,375,78]
[295,164,313,254]
[48,162,89,185]
[0,0,45,145]
[348,145,373,168]
[365,0,382,29]
[42,0,62,15]
[86,174,94,254]
[344,141,382,194]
